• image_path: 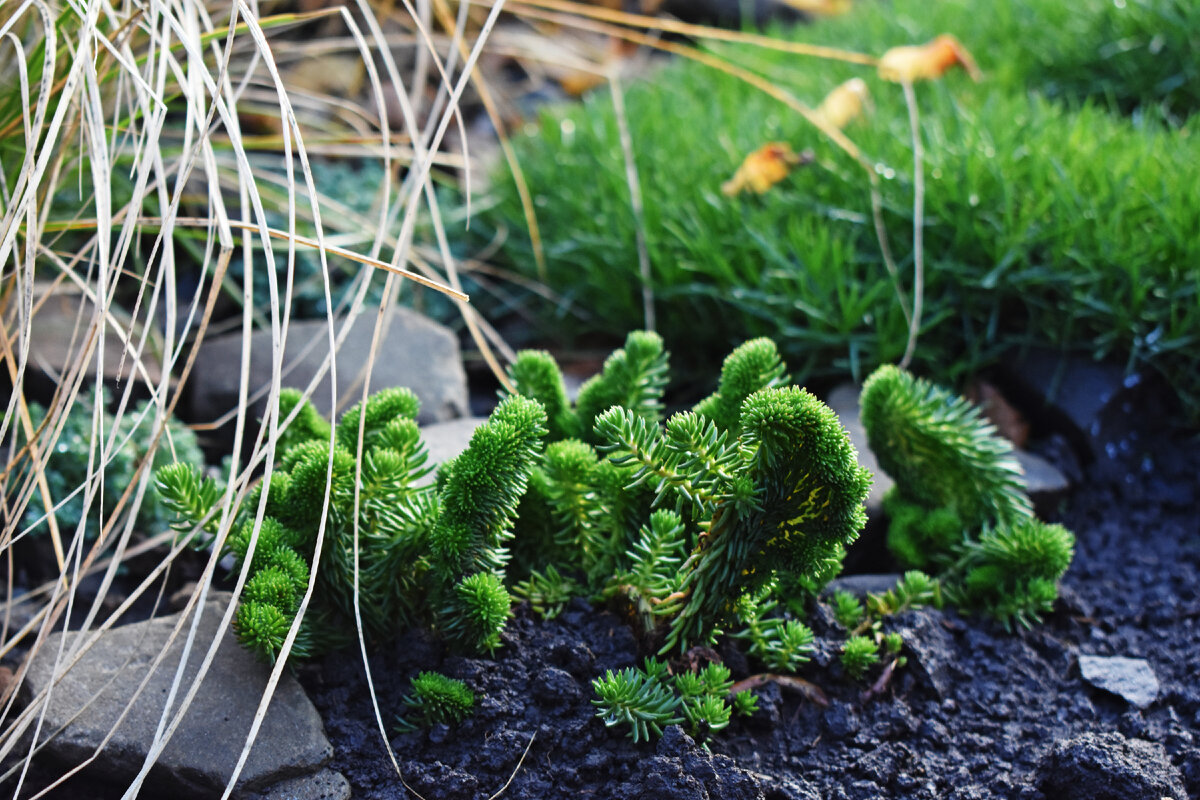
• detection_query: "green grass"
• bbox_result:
[482,0,1200,416]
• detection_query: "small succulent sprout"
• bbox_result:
[440,572,512,654]
[732,690,759,717]
[700,663,734,696]
[336,387,420,454]
[961,519,1075,628]
[734,616,816,673]
[511,564,580,620]
[882,631,904,656]
[507,349,580,441]
[832,590,865,629]
[395,672,475,732]
[867,570,940,617]
[692,337,790,434]
[155,462,222,541]
[592,667,682,743]
[641,657,671,683]
[575,330,670,441]
[275,388,332,455]
[234,601,292,663]
[860,365,1032,532]
[841,635,881,680]
[682,693,732,737]
[674,671,706,699]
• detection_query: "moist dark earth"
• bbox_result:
[302,398,1200,800]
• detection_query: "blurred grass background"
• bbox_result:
[479,0,1200,414]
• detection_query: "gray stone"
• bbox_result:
[826,574,902,598]
[1034,731,1185,800]
[1015,449,1070,516]
[189,308,468,433]
[21,600,339,797]
[420,416,486,472]
[249,768,350,800]
[25,288,162,386]
[891,609,957,698]
[998,350,1161,460]
[825,384,891,520]
[1079,654,1160,708]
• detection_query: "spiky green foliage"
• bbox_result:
[440,572,512,654]
[506,330,669,449]
[508,350,580,441]
[336,387,421,454]
[593,659,742,743]
[958,519,1075,629]
[883,495,964,571]
[692,338,790,435]
[15,395,203,545]
[831,590,865,630]
[732,691,759,717]
[865,571,941,618]
[511,564,581,620]
[606,509,688,632]
[509,338,868,658]
[860,364,1074,629]
[603,386,871,653]
[484,0,1200,421]
[841,635,882,680]
[592,667,682,743]
[732,590,816,673]
[394,672,475,732]
[155,389,546,662]
[861,365,1032,531]
[573,331,669,443]
[682,693,732,738]
[275,389,332,457]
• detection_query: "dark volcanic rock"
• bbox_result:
[1034,731,1186,800]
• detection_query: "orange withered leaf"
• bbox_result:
[877,34,982,83]
[721,143,813,197]
[814,77,871,130]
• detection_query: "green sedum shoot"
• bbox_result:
[155,390,546,662]
[860,364,1075,630]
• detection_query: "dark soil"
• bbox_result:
[302,404,1200,799]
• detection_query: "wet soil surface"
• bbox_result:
[302,412,1200,800]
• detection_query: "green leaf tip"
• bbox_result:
[860,364,1032,530]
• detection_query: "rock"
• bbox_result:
[20,600,340,797]
[1078,654,1160,708]
[420,416,486,472]
[997,350,1164,461]
[18,288,162,397]
[826,574,902,598]
[249,768,350,800]
[890,609,957,698]
[1033,731,1185,800]
[1015,450,1070,516]
[189,309,469,445]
